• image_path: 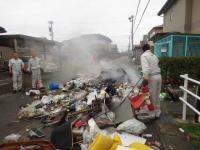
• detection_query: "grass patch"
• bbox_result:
[179,123,200,150]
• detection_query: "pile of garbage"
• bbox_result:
[13,69,162,149]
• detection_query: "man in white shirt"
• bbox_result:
[27,50,43,89]
[8,51,24,93]
[140,44,162,118]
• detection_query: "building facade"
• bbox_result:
[148,25,164,42]
[0,34,58,69]
[158,0,200,34]
[155,0,200,57]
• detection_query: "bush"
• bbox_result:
[159,57,200,83]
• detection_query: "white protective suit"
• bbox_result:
[8,58,24,90]
[140,50,162,117]
[28,57,43,88]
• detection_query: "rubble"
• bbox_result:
[4,134,21,143]
[116,118,147,135]
[12,69,162,149]
[18,105,46,119]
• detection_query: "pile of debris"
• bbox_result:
[4,69,162,150]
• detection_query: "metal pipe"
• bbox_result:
[182,74,188,120]
[179,97,200,116]
[180,86,200,101]
[180,74,200,85]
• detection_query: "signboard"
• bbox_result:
[161,47,167,53]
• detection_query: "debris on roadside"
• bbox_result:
[18,105,46,119]
[179,128,185,133]
[3,68,162,149]
[25,90,40,96]
[3,133,21,143]
[116,118,147,135]
[27,128,45,139]
[142,134,153,138]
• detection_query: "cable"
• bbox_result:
[132,0,141,32]
[133,0,151,35]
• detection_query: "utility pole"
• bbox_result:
[128,35,131,51]
[48,21,54,41]
[129,15,134,54]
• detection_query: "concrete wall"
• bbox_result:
[191,0,200,33]
[163,0,186,33]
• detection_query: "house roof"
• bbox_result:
[63,34,112,44]
[0,34,57,45]
[148,25,163,35]
[0,26,6,33]
[158,0,177,16]
[148,25,164,41]
[150,25,163,31]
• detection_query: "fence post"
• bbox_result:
[182,74,188,120]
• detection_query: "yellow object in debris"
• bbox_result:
[110,133,122,150]
[129,142,153,150]
[88,133,113,150]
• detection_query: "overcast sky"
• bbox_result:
[0,0,166,51]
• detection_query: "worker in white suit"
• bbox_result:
[9,51,24,93]
[140,44,162,118]
[27,50,43,89]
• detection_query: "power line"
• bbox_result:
[129,0,141,55]
[132,0,141,32]
[133,0,151,35]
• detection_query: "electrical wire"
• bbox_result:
[132,0,141,32]
[133,0,151,35]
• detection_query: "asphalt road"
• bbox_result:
[0,92,54,143]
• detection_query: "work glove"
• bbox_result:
[142,79,148,87]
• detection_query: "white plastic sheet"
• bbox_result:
[117,118,147,135]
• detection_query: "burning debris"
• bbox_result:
[2,68,161,150]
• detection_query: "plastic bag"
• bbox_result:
[41,96,53,104]
[97,90,109,99]
[49,81,59,90]
[82,128,92,145]
[75,101,88,111]
[82,119,101,149]
[87,90,98,105]
[88,118,101,138]
[18,105,45,119]
[26,90,40,96]
[4,134,21,143]
[53,94,66,103]
[116,118,146,135]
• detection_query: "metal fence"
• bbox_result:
[154,33,200,57]
[179,74,200,120]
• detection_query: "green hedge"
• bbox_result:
[159,57,200,82]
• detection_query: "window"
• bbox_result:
[161,45,168,57]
